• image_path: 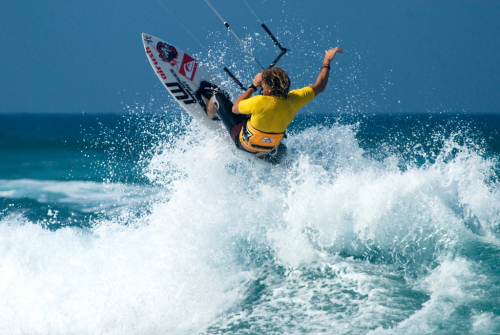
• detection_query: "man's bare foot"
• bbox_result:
[207,96,217,119]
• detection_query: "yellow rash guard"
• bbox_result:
[237,86,315,133]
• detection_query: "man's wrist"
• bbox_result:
[248,83,258,91]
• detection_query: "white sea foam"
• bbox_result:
[0,213,248,335]
[367,257,495,335]
[1,121,499,334]
[0,179,158,213]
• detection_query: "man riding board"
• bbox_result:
[199,47,343,163]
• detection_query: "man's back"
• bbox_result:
[238,86,315,133]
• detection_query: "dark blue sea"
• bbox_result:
[1,111,500,334]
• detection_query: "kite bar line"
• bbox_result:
[157,0,209,54]
[241,0,288,68]
[204,0,289,89]
[261,23,288,68]
[157,0,288,90]
[224,23,288,91]
[241,0,262,23]
[224,67,246,91]
[203,0,265,70]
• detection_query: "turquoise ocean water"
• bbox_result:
[1,111,500,334]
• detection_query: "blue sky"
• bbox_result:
[1,0,499,114]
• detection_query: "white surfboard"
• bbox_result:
[141,33,222,132]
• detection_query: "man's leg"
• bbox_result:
[211,92,248,142]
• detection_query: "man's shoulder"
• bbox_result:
[241,95,268,106]
[238,94,269,113]
[288,86,315,101]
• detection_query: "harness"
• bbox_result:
[239,120,284,153]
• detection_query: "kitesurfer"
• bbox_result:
[198,47,343,164]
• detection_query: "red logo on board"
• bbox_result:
[157,42,180,69]
[179,53,198,81]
